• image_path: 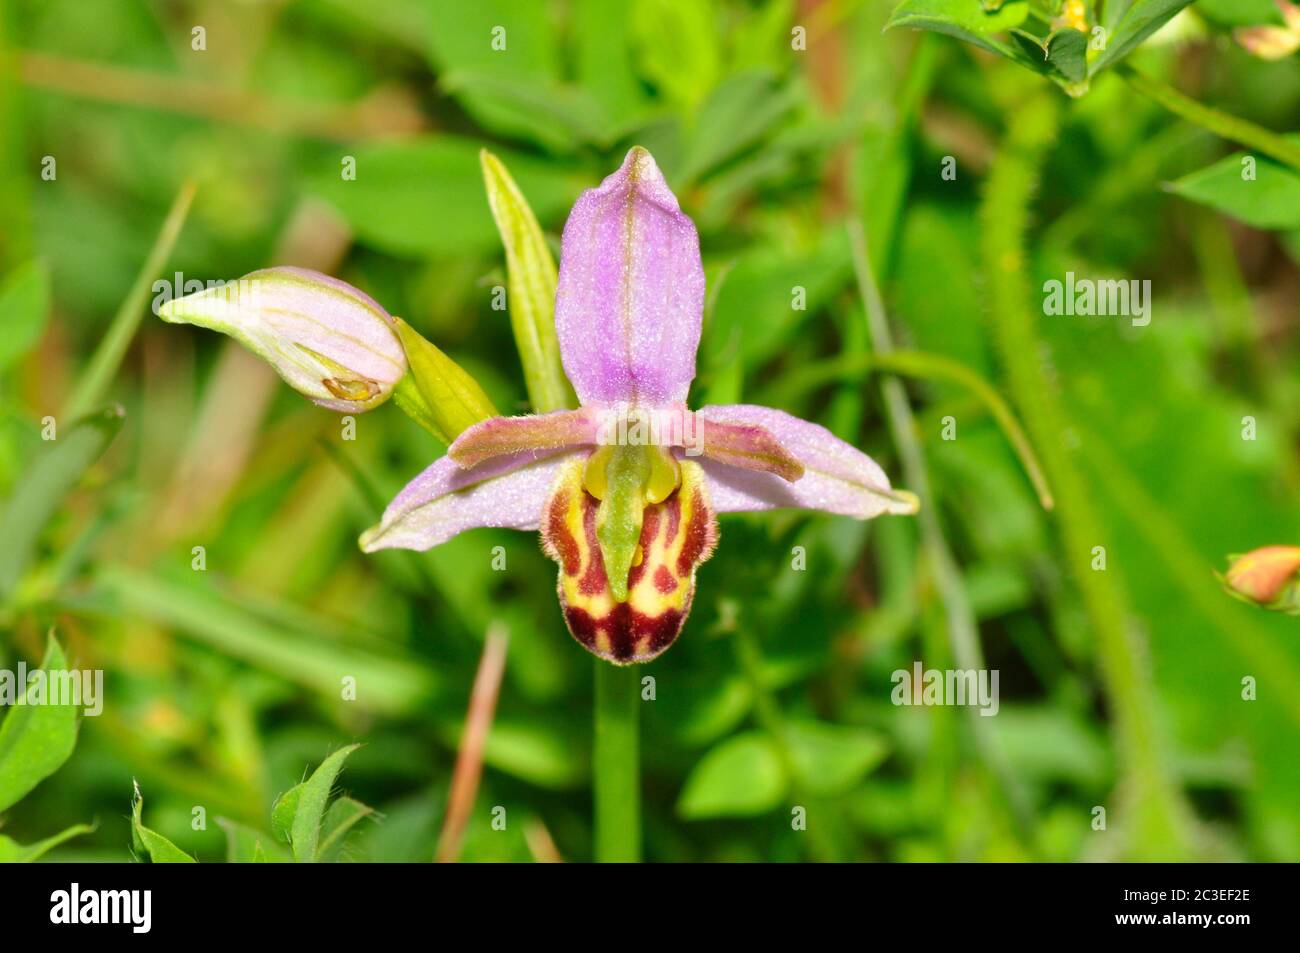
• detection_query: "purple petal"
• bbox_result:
[695,405,918,518]
[360,450,575,552]
[448,409,599,468]
[554,147,704,407]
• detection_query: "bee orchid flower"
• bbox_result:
[361,147,917,664]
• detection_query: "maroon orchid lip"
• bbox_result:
[359,146,917,662]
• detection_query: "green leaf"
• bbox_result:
[0,259,49,372]
[885,0,1030,58]
[0,404,124,599]
[678,70,801,185]
[425,0,574,149]
[480,149,575,413]
[677,732,787,819]
[1011,27,1090,89]
[271,785,301,844]
[218,818,289,863]
[310,137,577,259]
[702,235,852,372]
[131,783,197,863]
[392,318,499,443]
[315,796,374,860]
[0,635,79,813]
[1091,0,1195,74]
[786,721,888,796]
[98,566,438,715]
[440,70,610,151]
[0,823,92,862]
[289,744,360,862]
[1167,152,1300,230]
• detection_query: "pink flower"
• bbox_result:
[361,148,916,663]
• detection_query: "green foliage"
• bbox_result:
[309,138,578,257]
[480,150,573,413]
[0,636,78,812]
[0,823,93,862]
[885,0,1031,59]
[274,744,362,862]
[2,0,1298,864]
[0,406,123,600]
[1169,153,1300,229]
[132,783,197,863]
[887,0,1196,93]
[678,733,787,819]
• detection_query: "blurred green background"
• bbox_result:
[1,0,1298,862]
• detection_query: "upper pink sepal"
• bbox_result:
[554,147,705,408]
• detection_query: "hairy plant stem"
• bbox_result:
[1120,66,1300,173]
[981,90,1194,859]
[593,663,641,862]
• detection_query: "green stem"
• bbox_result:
[1121,66,1300,173]
[765,348,1054,510]
[981,90,1194,859]
[849,221,1039,853]
[63,181,196,419]
[593,663,641,862]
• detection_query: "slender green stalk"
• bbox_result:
[593,663,641,862]
[481,150,575,415]
[766,348,1054,510]
[1121,66,1300,173]
[849,222,1038,851]
[981,90,1194,859]
[63,181,196,419]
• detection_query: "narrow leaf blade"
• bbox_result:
[480,149,575,414]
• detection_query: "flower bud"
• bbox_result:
[158,267,407,411]
[1235,24,1300,59]
[1223,545,1300,612]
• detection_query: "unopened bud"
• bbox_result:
[1224,545,1300,612]
[159,267,406,411]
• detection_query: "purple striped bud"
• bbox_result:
[158,267,406,412]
